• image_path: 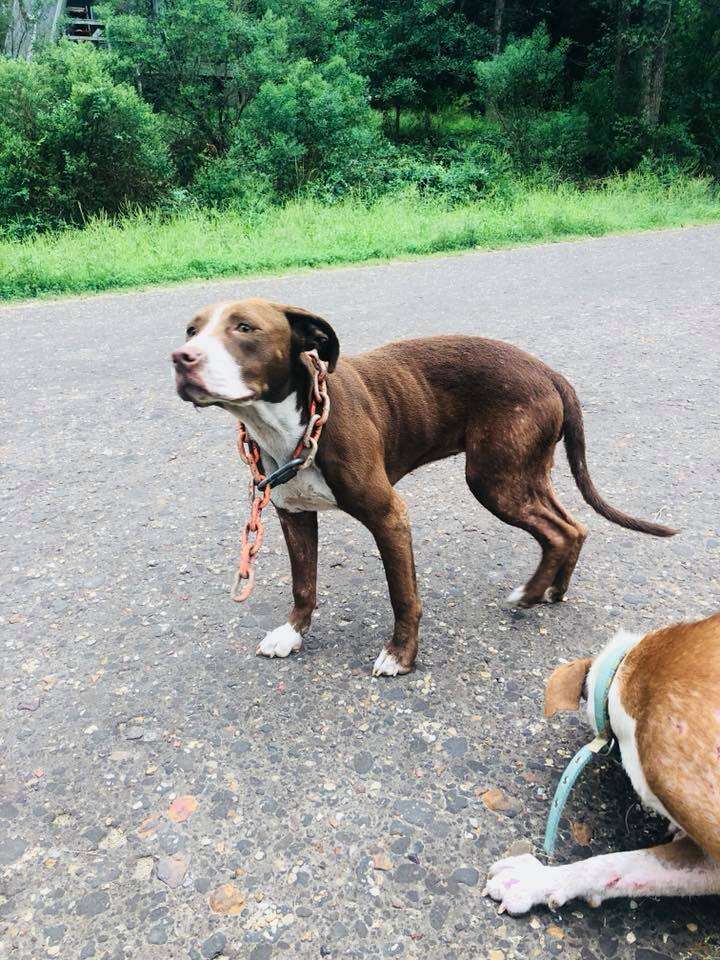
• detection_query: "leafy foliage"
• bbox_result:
[195,56,382,201]
[1,0,719,233]
[0,43,170,233]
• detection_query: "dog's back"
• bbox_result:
[620,613,720,858]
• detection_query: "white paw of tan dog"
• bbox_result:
[484,854,570,915]
[256,623,302,659]
[372,648,410,677]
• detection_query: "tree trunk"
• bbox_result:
[640,0,673,127]
[493,0,505,55]
[394,104,400,139]
[613,0,630,108]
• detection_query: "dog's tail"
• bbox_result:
[553,374,678,537]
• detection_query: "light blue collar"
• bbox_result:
[543,636,637,856]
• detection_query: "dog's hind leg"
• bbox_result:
[464,433,584,607]
[256,509,317,659]
[543,492,587,603]
[484,837,720,915]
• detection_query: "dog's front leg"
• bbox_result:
[350,489,421,677]
[484,838,720,914]
[256,509,317,659]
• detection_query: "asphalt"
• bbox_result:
[2,225,720,960]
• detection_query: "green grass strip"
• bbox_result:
[2,172,720,303]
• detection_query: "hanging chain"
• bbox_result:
[231,351,330,602]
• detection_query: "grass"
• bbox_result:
[2,171,720,302]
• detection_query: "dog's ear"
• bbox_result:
[544,658,593,718]
[281,305,340,372]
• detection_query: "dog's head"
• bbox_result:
[172,298,339,409]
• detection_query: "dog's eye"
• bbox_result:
[186,326,196,338]
[235,322,253,334]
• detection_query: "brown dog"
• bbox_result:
[485,613,720,913]
[172,298,676,675]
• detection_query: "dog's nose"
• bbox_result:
[172,345,203,368]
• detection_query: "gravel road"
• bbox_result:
[2,226,719,960]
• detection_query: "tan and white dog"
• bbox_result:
[485,613,720,913]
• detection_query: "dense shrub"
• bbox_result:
[192,57,383,202]
[522,110,591,178]
[0,43,171,234]
[360,141,515,203]
[475,25,568,115]
[474,26,579,174]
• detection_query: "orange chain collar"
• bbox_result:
[231,350,330,602]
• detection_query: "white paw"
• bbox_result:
[542,586,565,603]
[484,854,562,915]
[372,648,410,677]
[504,586,527,608]
[256,623,302,659]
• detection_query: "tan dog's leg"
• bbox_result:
[484,837,720,915]
[256,509,317,659]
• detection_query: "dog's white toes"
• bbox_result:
[484,855,550,916]
[487,853,538,879]
[504,586,527,608]
[543,586,565,603]
[256,623,302,659]
[372,648,410,677]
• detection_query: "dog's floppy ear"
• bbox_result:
[281,304,340,372]
[544,658,593,718]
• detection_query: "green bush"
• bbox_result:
[362,141,515,203]
[522,110,591,178]
[191,56,383,203]
[474,26,578,173]
[475,25,568,115]
[0,43,171,234]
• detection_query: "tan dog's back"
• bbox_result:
[621,613,720,858]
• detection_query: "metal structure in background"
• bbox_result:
[64,0,105,45]
[3,0,105,59]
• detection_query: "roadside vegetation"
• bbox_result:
[1,0,719,300]
[3,171,719,301]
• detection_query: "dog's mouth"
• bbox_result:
[175,376,255,407]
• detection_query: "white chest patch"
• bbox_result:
[236,396,337,513]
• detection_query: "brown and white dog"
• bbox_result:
[485,613,720,913]
[171,298,676,675]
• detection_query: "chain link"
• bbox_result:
[231,350,329,602]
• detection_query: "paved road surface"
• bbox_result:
[2,226,720,960]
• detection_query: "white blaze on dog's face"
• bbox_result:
[183,301,252,402]
[171,298,339,410]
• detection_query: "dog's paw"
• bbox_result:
[504,586,531,609]
[256,623,302,659]
[372,648,411,677]
[484,854,563,915]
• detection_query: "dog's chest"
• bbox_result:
[239,397,337,513]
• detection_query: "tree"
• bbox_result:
[639,0,673,127]
[101,0,289,170]
[193,55,383,200]
[0,42,171,230]
[493,0,505,55]
[350,0,490,135]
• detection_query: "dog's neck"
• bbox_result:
[585,629,644,735]
[227,391,307,465]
